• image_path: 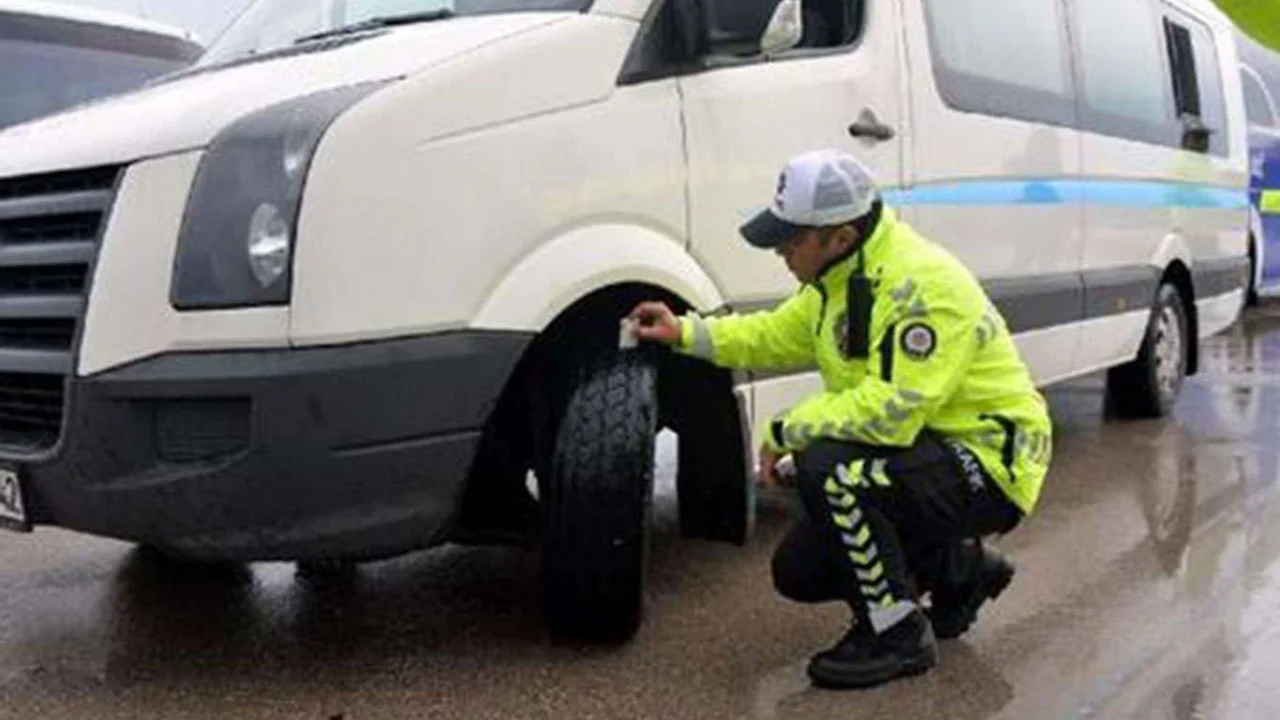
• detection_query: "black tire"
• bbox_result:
[1106,283,1188,419]
[541,350,658,642]
[1247,242,1260,307]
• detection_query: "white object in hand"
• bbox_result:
[775,454,797,480]
[619,318,640,350]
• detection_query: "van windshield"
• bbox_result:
[200,0,587,66]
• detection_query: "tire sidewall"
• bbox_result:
[1145,284,1188,416]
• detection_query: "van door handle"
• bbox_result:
[848,109,895,142]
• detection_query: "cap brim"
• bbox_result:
[739,209,804,249]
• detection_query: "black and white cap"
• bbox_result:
[740,149,880,249]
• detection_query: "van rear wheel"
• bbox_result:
[1247,241,1259,307]
[1106,283,1187,418]
[540,350,657,642]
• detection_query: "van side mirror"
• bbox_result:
[701,0,801,57]
[759,0,803,56]
[1179,113,1213,153]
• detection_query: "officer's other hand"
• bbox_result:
[628,302,682,345]
[758,445,780,487]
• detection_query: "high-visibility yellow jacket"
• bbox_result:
[678,207,1052,514]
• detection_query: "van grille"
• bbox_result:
[0,166,117,451]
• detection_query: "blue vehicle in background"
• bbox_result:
[1240,35,1280,302]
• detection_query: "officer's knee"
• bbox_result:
[794,440,880,497]
[795,440,879,477]
[771,544,833,604]
[795,441,849,484]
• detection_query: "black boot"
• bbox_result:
[928,544,1014,639]
[807,609,938,689]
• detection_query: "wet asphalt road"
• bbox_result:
[5,308,1280,719]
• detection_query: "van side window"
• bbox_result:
[792,0,865,50]
[702,0,865,56]
[1241,68,1278,128]
[1072,0,1170,144]
[1164,22,1201,118]
[617,0,687,83]
[619,0,867,83]
[1160,13,1227,156]
[921,0,1075,127]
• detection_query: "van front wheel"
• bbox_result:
[1106,283,1187,418]
[540,350,657,642]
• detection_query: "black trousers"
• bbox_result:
[771,433,1022,633]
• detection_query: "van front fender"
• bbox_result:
[470,224,726,331]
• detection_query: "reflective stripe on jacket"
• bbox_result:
[677,207,1052,514]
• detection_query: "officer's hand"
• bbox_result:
[627,302,683,346]
[758,445,780,487]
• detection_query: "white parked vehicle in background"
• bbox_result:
[0,0,1248,641]
[0,0,202,131]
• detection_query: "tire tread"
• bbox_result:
[542,351,657,641]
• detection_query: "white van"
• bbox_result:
[0,0,203,131]
[0,0,1248,640]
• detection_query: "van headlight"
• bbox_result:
[171,82,388,309]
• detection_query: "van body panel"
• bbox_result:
[679,0,905,432]
[471,222,725,331]
[289,19,686,345]
[1074,0,1249,369]
[78,152,292,376]
[680,0,905,305]
[900,0,1085,382]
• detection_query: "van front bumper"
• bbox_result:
[13,331,532,561]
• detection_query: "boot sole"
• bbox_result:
[933,563,1015,640]
[807,648,939,690]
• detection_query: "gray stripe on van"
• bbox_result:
[1082,266,1162,322]
[985,272,1084,334]
[1192,256,1250,299]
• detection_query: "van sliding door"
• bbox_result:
[902,0,1084,385]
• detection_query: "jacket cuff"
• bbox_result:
[678,316,694,350]
[764,416,789,454]
[677,314,715,361]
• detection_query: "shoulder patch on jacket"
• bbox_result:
[900,323,937,360]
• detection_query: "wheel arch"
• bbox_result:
[471,223,726,331]
[467,271,754,546]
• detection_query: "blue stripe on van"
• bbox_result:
[881,179,1248,209]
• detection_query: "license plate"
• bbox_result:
[0,468,31,533]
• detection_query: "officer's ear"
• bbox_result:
[826,224,857,252]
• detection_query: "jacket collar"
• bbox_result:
[813,206,897,294]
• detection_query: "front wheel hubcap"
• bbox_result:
[1153,304,1184,403]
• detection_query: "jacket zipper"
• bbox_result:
[814,284,829,336]
[879,323,897,381]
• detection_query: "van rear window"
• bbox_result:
[922,0,1076,128]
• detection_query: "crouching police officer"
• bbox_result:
[628,149,1052,689]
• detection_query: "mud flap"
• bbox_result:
[665,356,754,545]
